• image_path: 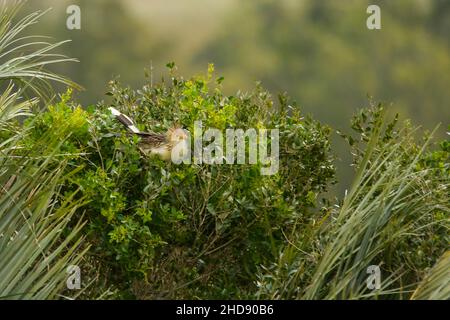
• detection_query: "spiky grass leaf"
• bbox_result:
[0,133,88,299]
[0,1,81,101]
[411,251,450,300]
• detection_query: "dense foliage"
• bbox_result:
[20,65,335,298]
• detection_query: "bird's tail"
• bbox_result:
[109,107,141,134]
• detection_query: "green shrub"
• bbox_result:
[23,64,335,298]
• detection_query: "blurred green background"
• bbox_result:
[23,0,450,193]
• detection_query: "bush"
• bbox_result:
[23,64,335,298]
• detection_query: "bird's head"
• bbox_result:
[167,127,188,144]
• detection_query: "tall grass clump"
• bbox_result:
[257,106,449,300]
[0,130,88,299]
[0,0,80,99]
[0,1,87,299]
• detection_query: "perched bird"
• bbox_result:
[109,107,189,161]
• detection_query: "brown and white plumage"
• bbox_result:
[109,107,188,161]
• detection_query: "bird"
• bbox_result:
[109,107,189,161]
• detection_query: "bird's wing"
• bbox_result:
[137,131,167,148]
